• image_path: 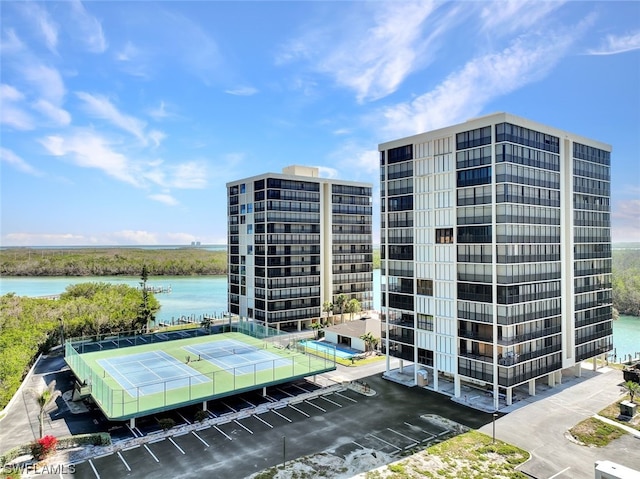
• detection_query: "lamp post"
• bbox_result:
[58,317,64,350]
[492,412,498,444]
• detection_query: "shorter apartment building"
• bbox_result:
[227,165,373,331]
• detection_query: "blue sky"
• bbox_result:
[1,1,639,246]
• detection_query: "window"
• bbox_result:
[417,279,433,296]
[417,314,434,331]
[436,228,454,244]
[388,144,413,164]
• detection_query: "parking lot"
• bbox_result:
[65,374,491,479]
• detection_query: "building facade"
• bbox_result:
[227,165,373,331]
[379,113,612,409]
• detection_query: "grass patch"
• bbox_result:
[598,394,640,432]
[569,417,626,447]
[367,431,529,479]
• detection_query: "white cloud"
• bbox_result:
[32,99,71,126]
[0,28,25,54]
[277,2,442,102]
[111,230,160,245]
[0,147,43,176]
[588,31,640,55]
[21,64,66,105]
[145,161,208,189]
[1,233,86,247]
[0,84,24,102]
[115,41,139,62]
[480,1,565,35]
[149,101,171,120]
[76,92,149,144]
[225,86,258,96]
[316,166,338,179]
[69,0,108,53]
[148,130,166,148]
[149,193,179,206]
[40,131,141,186]
[23,2,59,52]
[379,29,584,137]
[0,85,34,130]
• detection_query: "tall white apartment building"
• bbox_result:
[379,113,612,409]
[227,165,373,331]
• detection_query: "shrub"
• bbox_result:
[158,418,176,431]
[31,435,57,461]
[194,410,208,423]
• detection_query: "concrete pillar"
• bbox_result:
[297,320,302,332]
[493,386,499,411]
[547,372,555,387]
[202,401,207,411]
[593,356,597,371]
[528,379,536,396]
[575,362,582,377]
[129,417,136,429]
[555,370,562,385]
[263,386,267,396]
[276,323,281,331]
[454,376,461,397]
[506,388,513,406]
[399,359,404,373]
[433,370,438,392]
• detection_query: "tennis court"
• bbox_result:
[183,339,292,375]
[65,328,335,421]
[97,350,210,396]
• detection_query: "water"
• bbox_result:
[1,272,638,359]
[299,340,357,360]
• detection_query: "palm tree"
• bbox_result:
[322,301,334,325]
[311,322,323,339]
[334,294,347,324]
[346,298,361,320]
[359,332,380,354]
[621,380,639,403]
[35,381,61,439]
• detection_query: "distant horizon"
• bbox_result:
[2,242,640,250]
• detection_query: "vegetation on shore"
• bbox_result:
[612,249,640,316]
[0,283,158,409]
[0,248,227,276]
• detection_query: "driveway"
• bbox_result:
[479,366,640,479]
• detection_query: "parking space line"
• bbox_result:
[234,419,254,434]
[304,400,326,412]
[144,444,159,462]
[336,392,358,403]
[88,459,100,479]
[192,431,210,447]
[215,425,233,440]
[221,401,237,412]
[178,412,191,424]
[549,467,571,479]
[437,429,450,436]
[148,437,165,444]
[122,444,140,451]
[387,428,419,444]
[404,421,436,441]
[134,427,144,437]
[277,387,294,397]
[319,395,342,407]
[367,434,402,451]
[352,441,366,449]
[264,394,277,402]
[126,424,138,437]
[292,383,310,393]
[289,404,310,417]
[253,414,274,428]
[272,409,292,422]
[117,452,131,472]
[169,437,186,454]
[241,397,255,407]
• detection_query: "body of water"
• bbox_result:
[1,272,639,359]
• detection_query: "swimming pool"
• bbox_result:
[299,340,358,360]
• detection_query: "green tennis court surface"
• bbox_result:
[65,329,335,420]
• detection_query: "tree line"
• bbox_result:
[0,282,159,409]
[0,248,227,276]
[612,249,640,316]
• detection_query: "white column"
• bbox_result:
[528,379,536,396]
[454,375,461,397]
[555,370,562,385]
[575,362,582,377]
[129,417,136,429]
[548,372,555,387]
